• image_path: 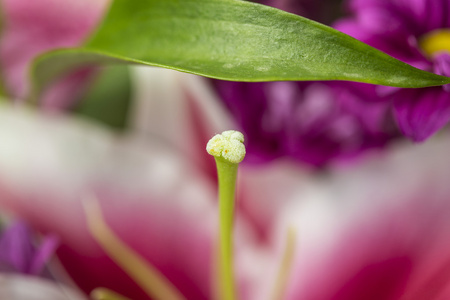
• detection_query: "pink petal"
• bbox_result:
[238,161,312,241]
[277,135,450,299]
[0,104,268,299]
[0,0,109,104]
[0,105,219,299]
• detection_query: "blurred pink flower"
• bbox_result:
[0,68,449,299]
[0,0,109,109]
[0,69,299,299]
[277,135,450,299]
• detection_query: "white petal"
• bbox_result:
[0,274,86,300]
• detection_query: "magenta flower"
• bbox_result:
[0,0,109,109]
[213,0,450,166]
[212,80,398,167]
[211,0,368,167]
[334,0,450,142]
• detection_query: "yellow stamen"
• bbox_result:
[82,196,187,300]
[269,227,297,300]
[420,29,450,57]
[91,287,131,300]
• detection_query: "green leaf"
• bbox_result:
[73,65,132,130]
[0,4,12,99]
[29,0,450,101]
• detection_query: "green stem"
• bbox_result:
[207,130,245,300]
[215,157,239,300]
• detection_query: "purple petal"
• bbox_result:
[334,21,421,64]
[28,234,59,275]
[393,88,450,141]
[421,0,450,30]
[434,53,450,92]
[330,83,391,133]
[397,0,450,30]
[336,0,450,144]
[0,221,35,273]
[0,220,57,275]
[335,0,433,62]
[334,19,373,41]
[433,53,450,77]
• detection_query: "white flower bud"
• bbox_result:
[206,130,246,164]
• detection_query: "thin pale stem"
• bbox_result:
[215,157,239,300]
[269,227,297,300]
[83,196,187,300]
[91,288,132,300]
[206,130,245,300]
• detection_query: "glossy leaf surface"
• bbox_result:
[29,0,450,100]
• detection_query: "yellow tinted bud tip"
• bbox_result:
[206,130,246,164]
